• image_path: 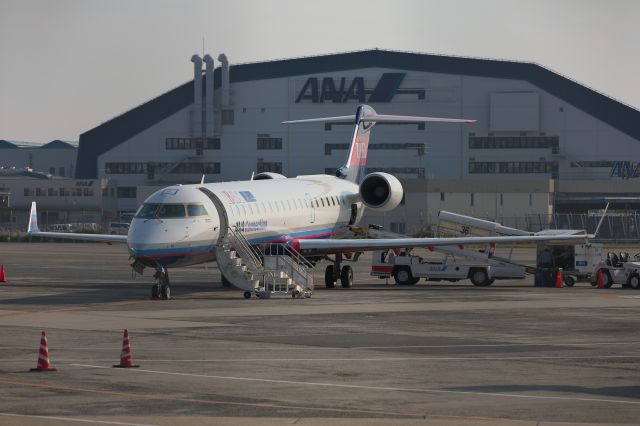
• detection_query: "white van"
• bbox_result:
[107,222,130,235]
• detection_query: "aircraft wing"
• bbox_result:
[297,233,592,253]
[27,202,128,244]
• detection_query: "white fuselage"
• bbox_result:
[127,175,361,268]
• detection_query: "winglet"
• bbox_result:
[28,201,39,233]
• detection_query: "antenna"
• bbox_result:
[200,174,205,185]
[202,37,205,57]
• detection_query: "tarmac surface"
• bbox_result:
[0,242,639,425]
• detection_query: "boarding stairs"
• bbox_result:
[215,227,314,298]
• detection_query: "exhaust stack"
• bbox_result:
[218,53,230,106]
[203,54,215,137]
[190,54,203,137]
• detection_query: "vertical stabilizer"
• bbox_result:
[339,105,376,184]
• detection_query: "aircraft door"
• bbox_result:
[305,193,315,223]
[198,187,229,243]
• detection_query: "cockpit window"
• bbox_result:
[135,203,160,218]
[134,203,186,219]
[187,204,208,217]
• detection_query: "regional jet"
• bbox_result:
[27,105,591,299]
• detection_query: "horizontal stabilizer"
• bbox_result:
[282,113,476,125]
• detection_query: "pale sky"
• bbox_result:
[1,0,638,143]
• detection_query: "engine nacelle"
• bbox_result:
[358,172,404,212]
[253,172,287,180]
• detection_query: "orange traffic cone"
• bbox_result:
[597,269,604,289]
[30,331,57,372]
[555,269,563,288]
[113,329,139,368]
[0,264,5,283]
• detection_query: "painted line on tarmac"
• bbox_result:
[73,363,640,406]
[3,354,640,363]
[0,378,432,419]
[0,412,157,426]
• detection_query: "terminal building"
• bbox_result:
[4,50,640,234]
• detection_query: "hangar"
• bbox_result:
[14,49,640,234]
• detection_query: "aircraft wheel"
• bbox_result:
[470,268,490,286]
[324,265,336,288]
[340,265,353,288]
[394,267,415,286]
[151,284,160,299]
[629,274,640,289]
[243,291,252,299]
[161,283,171,300]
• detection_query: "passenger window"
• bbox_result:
[321,198,325,207]
[287,200,291,210]
[187,204,208,216]
[330,197,335,206]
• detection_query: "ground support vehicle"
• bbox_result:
[371,248,526,286]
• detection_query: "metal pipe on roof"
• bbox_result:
[190,54,203,138]
[203,54,215,137]
[217,53,230,106]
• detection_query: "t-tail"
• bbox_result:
[283,104,476,184]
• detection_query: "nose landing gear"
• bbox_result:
[152,264,171,300]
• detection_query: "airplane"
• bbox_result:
[27,104,592,299]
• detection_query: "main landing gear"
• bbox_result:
[324,254,353,289]
[152,264,171,300]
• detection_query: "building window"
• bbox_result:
[24,188,33,196]
[470,193,474,206]
[48,188,58,196]
[365,167,425,179]
[469,136,559,150]
[529,193,533,206]
[500,194,504,206]
[222,109,234,125]
[105,162,145,174]
[165,138,220,150]
[257,161,282,173]
[170,162,220,174]
[117,187,137,199]
[469,160,558,174]
[49,167,56,175]
[36,188,45,196]
[58,167,65,177]
[257,136,283,150]
[440,192,445,201]
[324,143,425,155]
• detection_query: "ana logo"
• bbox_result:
[610,161,640,179]
[295,73,423,103]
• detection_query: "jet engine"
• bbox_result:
[358,172,403,212]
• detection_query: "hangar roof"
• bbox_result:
[76,49,640,178]
[0,140,18,149]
